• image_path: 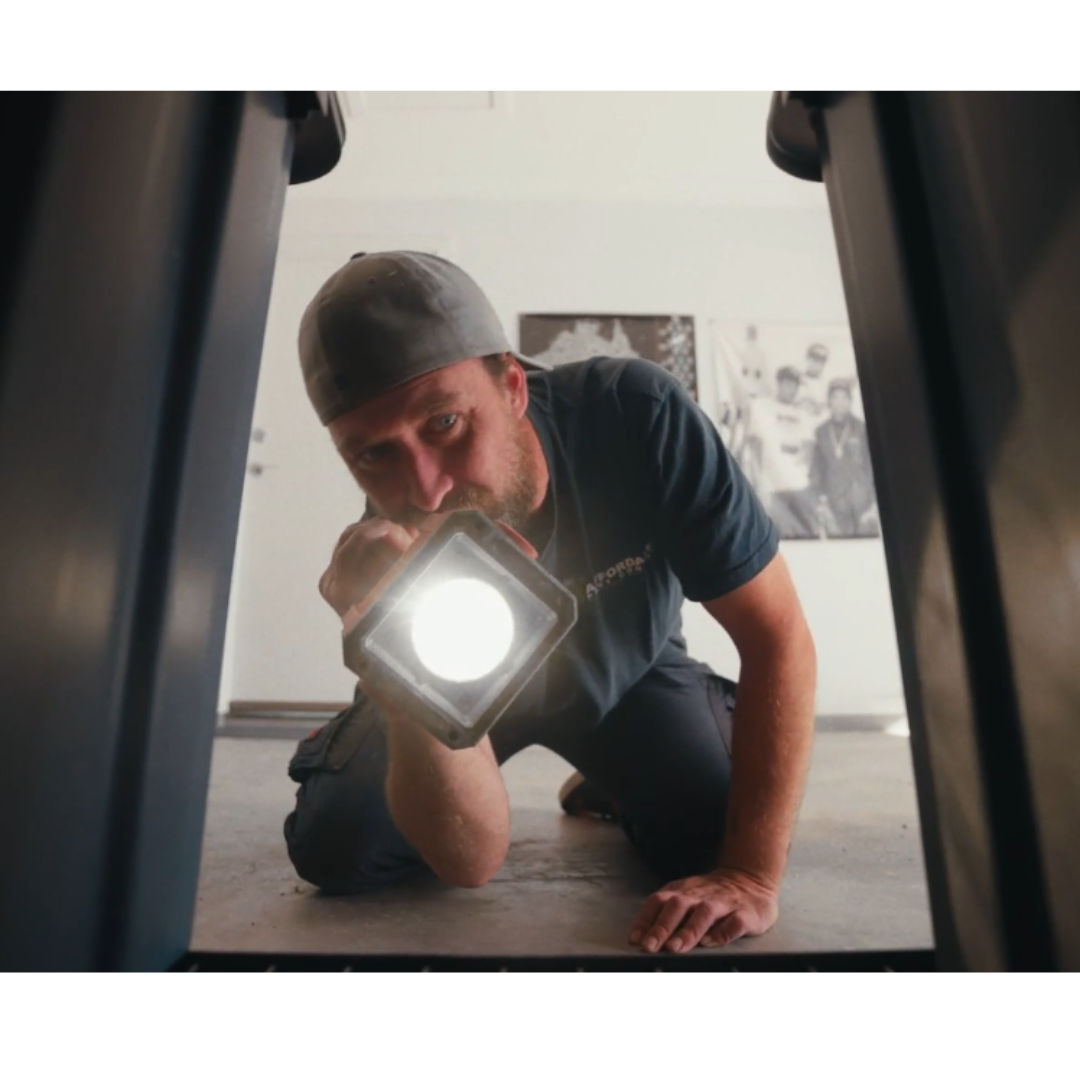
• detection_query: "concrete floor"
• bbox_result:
[191,730,933,959]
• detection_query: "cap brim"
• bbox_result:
[512,350,551,372]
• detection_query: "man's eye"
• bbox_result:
[356,446,389,466]
[432,414,459,433]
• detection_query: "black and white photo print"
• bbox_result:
[710,322,879,540]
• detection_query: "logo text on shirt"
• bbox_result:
[584,543,654,601]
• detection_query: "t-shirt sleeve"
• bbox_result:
[628,364,779,602]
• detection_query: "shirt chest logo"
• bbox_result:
[581,543,655,601]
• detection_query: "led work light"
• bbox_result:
[342,510,577,749]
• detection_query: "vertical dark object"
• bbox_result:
[768,92,1079,970]
[0,92,343,971]
[902,93,1080,971]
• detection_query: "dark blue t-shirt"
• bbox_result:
[513,357,778,730]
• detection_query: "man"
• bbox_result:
[726,323,771,469]
[810,378,879,538]
[738,323,771,400]
[796,342,830,419]
[745,367,818,539]
[284,251,817,954]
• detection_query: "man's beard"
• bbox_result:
[369,417,540,533]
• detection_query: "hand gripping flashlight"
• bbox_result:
[341,510,577,749]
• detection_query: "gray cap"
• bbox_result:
[299,251,546,425]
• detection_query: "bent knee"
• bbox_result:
[621,805,728,882]
[283,799,426,894]
[283,806,365,893]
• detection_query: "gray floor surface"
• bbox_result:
[192,730,933,959]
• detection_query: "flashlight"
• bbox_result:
[342,510,577,749]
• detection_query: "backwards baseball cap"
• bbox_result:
[299,251,547,425]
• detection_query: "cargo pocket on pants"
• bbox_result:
[287,696,378,784]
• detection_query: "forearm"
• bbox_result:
[383,701,511,888]
[720,629,817,888]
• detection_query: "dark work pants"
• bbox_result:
[283,648,737,893]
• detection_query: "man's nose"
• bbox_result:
[405,449,453,513]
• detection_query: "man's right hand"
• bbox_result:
[318,517,420,622]
[319,512,539,627]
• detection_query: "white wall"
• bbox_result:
[218,190,905,716]
[299,92,826,210]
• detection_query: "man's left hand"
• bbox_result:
[628,868,780,953]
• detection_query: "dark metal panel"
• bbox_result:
[906,93,1080,969]
[0,93,215,970]
[0,92,308,971]
[813,93,1005,970]
[103,93,294,972]
[0,94,56,357]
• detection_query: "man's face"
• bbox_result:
[328,357,543,532]
[805,353,827,378]
[777,377,799,404]
[828,387,852,420]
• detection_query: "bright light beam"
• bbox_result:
[411,577,514,682]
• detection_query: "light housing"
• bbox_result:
[342,511,577,749]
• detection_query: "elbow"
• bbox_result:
[386,782,512,889]
[414,821,509,889]
[431,842,509,889]
[442,865,502,890]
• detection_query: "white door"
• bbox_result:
[220,235,453,707]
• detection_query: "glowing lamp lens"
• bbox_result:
[411,578,514,682]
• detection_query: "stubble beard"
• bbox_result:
[370,415,541,533]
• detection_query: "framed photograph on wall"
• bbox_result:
[710,322,880,541]
[519,314,698,400]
